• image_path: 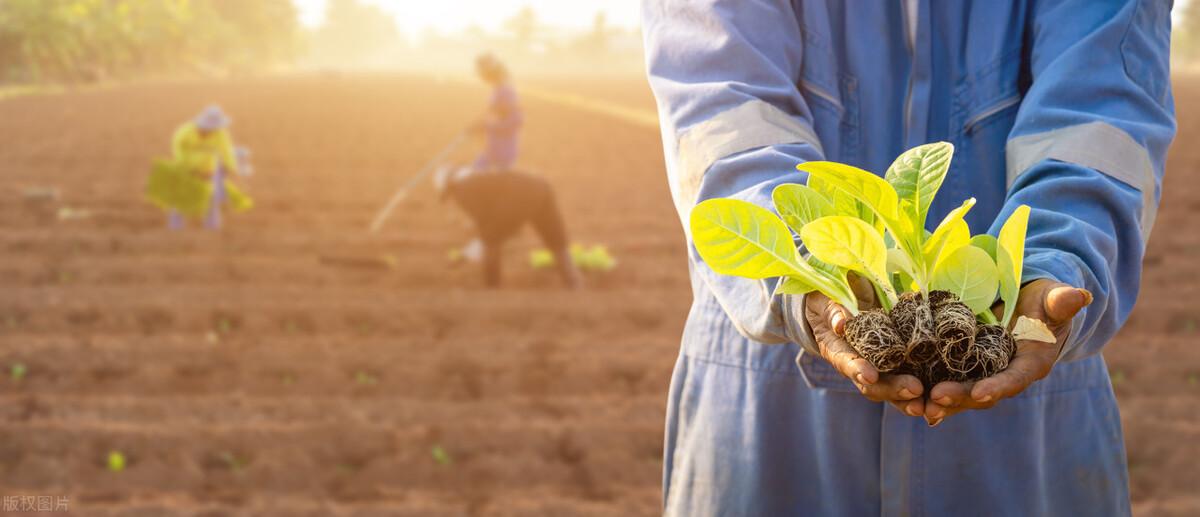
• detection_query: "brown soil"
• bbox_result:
[0,72,1196,516]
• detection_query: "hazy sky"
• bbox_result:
[292,0,1189,37]
[292,0,641,36]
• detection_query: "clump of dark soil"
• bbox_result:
[845,290,1016,390]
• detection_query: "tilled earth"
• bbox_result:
[0,73,1196,516]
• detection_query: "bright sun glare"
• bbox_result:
[292,0,642,36]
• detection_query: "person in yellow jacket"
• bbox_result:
[151,104,252,230]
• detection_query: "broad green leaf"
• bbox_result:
[807,175,860,216]
[923,198,976,274]
[690,199,857,310]
[887,247,917,278]
[887,248,918,294]
[997,205,1031,326]
[931,245,1000,315]
[798,162,901,221]
[801,216,897,307]
[799,162,922,278]
[772,184,835,233]
[776,276,818,295]
[970,234,999,261]
[885,142,954,230]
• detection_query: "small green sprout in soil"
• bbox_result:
[431,445,452,466]
[690,143,1075,390]
[219,451,251,472]
[280,373,296,386]
[1188,372,1199,386]
[215,317,233,335]
[10,363,27,382]
[355,371,378,385]
[107,451,126,472]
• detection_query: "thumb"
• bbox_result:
[1044,285,1093,325]
[825,302,851,336]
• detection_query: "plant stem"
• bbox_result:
[979,309,999,325]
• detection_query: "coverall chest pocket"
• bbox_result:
[798,31,860,163]
[947,47,1024,223]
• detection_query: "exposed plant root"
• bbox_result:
[890,292,938,365]
[844,309,906,373]
[933,297,978,377]
[969,324,1016,379]
[842,291,1018,388]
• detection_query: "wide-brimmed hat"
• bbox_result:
[195,104,231,131]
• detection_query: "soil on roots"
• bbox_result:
[846,291,1012,390]
[843,309,906,372]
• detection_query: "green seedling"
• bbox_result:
[281,373,296,386]
[431,445,452,466]
[215,317,233,335]
[219,451,251,472]
[691,142,1038,388]
[530,244,618,273]
[10,363,27,382]
[1187,372,1198,386]
[355,371,378,385]
[107,451,126,472]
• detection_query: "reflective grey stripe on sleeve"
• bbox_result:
[1006,121,1158,243]
[673,99,824,225]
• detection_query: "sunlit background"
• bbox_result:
[1,2,1199,516]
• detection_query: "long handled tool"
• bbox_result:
[368,132,466,234]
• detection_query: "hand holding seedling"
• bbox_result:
[690,142,1092,423]
[804,281,926,417]
[922,279,1092,425]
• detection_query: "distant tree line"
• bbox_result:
[0,0,299,84]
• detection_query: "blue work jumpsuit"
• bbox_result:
[643,1,1175,515]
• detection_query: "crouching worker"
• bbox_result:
[434,164,581,290]
[146,104,253,230]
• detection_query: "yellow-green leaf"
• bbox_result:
[801,216,896,307]
[923,198,975,268]
[799,161,922,278]
[931,245,1000,315]
[690,199,858,310]
[997,205,1031,326]
[776,276,817,295]
[970,234,999,261]
[799,162,901,221]
[885,142,954,229]
[772,184,835,233]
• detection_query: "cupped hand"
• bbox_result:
[922,279,1092,426]
[803,275,925,417]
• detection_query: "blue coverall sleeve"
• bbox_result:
[643,0,825,346]
[997,0,1175,361]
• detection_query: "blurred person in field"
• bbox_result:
[470,53,522,172]
[434,162,581,290]
[162,105,252,230]
[428,53,578,288]
[644,0,1173,515]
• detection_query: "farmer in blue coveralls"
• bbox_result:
[644,1,1174,515]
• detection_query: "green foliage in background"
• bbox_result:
[0,0,298,84]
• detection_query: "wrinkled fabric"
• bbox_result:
[643,0,1175,515]
[474,82,523,171]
